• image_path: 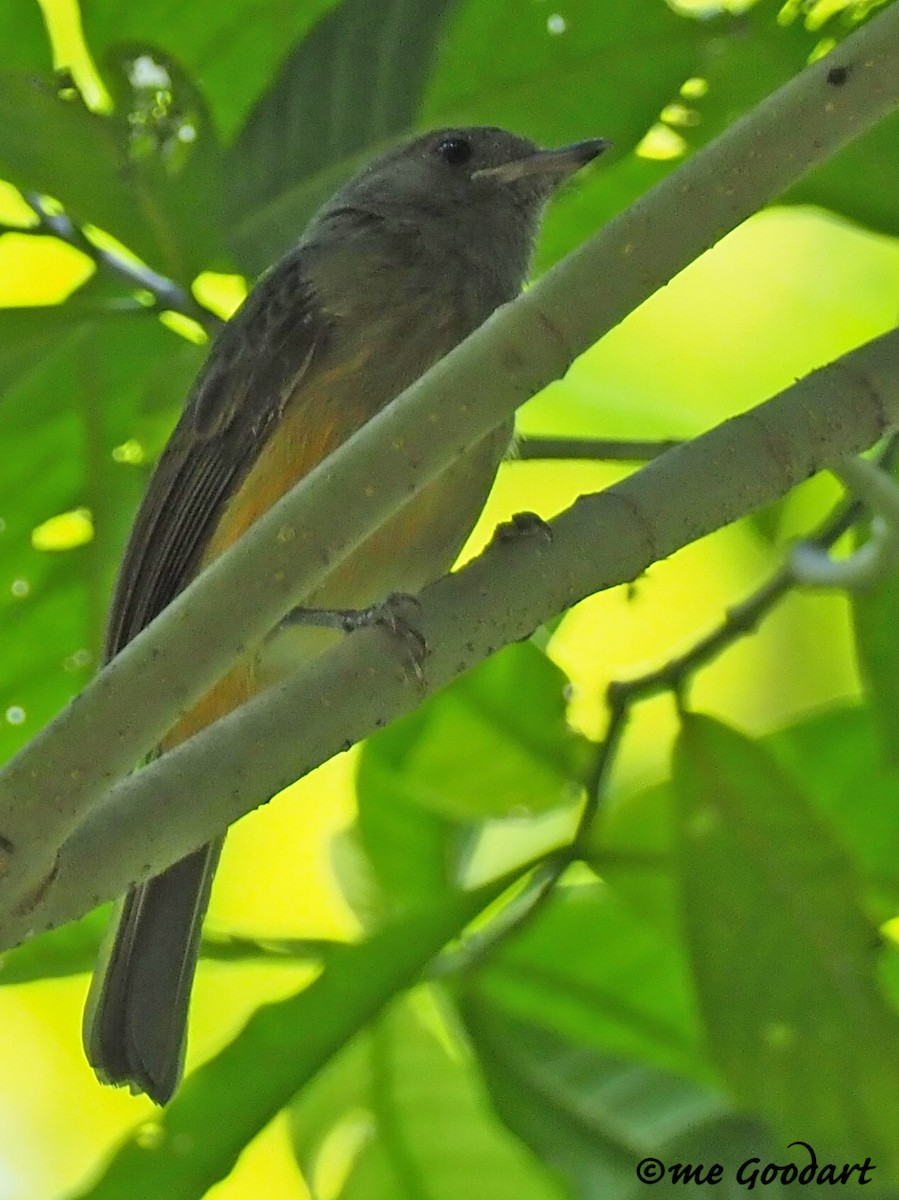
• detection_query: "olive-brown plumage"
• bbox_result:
[84,127,607,1103]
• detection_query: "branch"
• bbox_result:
[606,438,899,712]
[3,324,897,948]
[0,4,896,917]
[515,436,681,462]
[791,455,899,588]
[20,194,223,335]
[476,431,899,958]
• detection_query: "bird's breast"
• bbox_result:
[199,305,512,695]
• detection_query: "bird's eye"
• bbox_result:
[435,135,473,166]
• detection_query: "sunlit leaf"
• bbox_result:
[293,994,566,1200]
[360,642,588,825]
[766,704,899,909]
[70,871,519,1200]
[851,487,899,763]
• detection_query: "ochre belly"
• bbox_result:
[163,366,510,748]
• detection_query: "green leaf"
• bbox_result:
[70,872,520,1200]
[0,309,202,762]
[0,62,224,282]
[668,3,899,239]
[80,0,340,142]
[596,704,899,942]
[0,907,107,984]
[0,2,53,73]
[288,1035,372,1185]
[292,993,566,1200]
[97,46,227,278]
[462,997,786,1200]
[356,721,456,908]
[0,72,135,242]
[358,642,588,829]
[673,713,899,1174]
[852,541,899,764]
[594,700,899,971]
[0,304,92,395]
[476,882,707,1084]
[225,0,455,273]
[586,780,681,942]
[765,704,899,909]
[425,0,699,145]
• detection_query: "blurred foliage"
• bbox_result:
[1,0,899,1198]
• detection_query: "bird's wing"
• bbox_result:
[104,249,329,660]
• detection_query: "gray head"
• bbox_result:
[307,127,609,302]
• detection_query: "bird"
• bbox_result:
[83,125,608,1104]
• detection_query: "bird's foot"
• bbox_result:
[284,593,428,681]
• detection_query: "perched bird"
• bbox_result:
[84,125,607,1103]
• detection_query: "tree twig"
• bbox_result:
[441,429,899,972]
[607,432,899,711]
[20,193,223,335]
[515,435,681,462]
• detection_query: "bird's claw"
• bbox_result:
[284,593,428,682]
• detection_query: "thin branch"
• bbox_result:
[515,435,681,462]
[449,429,899,970]
[432,852,572,978]
[20,194,223,335]
[442,689,635,972]
[0,5,897,924]
[609,434,899,708]
[791,455,899,588]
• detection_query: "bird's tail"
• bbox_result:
[83,839,222,1105]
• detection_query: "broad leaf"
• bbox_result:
[0,309,202,761]
[851,491,899,763]
[673,714,899,1175]
[463,997,788,1200]
[766,704,899,909]
[475,882,707,1084]
[0,2,52,73]
[358,642,588,824]
[0,62,223,282]
[80,0,339,141]
[225,0,455,273]
[291,994,566,1200]
[70,872,520,1200]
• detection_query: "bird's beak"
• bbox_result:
[471,138,611,184]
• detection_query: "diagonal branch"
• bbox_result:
[2,323,897,948]
[0,3,897,919]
